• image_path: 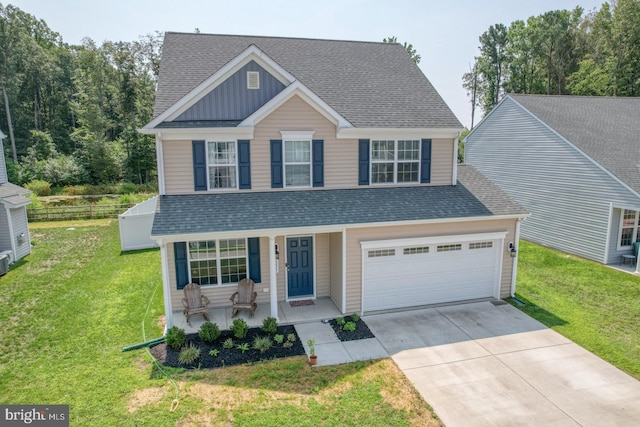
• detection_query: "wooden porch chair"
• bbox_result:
[230,278,258,317]
[182,283,210,325]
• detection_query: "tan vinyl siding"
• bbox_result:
[315,234,330,297]
[329,232,343,310]
[160,96,458,194]
[163,139,194,194]
[344,219,517,313]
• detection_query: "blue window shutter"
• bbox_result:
[238,140,251,189]
[270,140,283,188]
[248,237,261,283]
[192,140,207,191]
[174,242,189,290]
[420,139,432,183]
[358,139,370,185]
[312,139,324,187]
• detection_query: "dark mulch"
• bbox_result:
[328,316,376,342]
[149,325,305,369]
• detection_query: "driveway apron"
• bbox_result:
[365,301,640,427]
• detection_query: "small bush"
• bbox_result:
[178,343,201,365]
[166,326,186,350]
[343,321,357,332]
[223,338,234,349]
[253,335,273,353]
[232,318,249,339]
[273,334,284,344]
[209,349,220,357]
[199,322,221,343]
[283,341,293,349]
[236,343,250,353]
[261,316,278,335]
[286,333,297,343]
[25,179,51,196]
[351,313,360,322]
[62,185,85,195]
[117,182,138,194]
[336,317,346,326]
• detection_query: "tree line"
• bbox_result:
[0,3,161,187]
[463,0,640,127]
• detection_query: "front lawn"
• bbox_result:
[511,240,640,380]
[0,221,440,426]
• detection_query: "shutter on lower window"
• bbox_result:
[174,242,189,290]
[192,140,207,191]
[312,139,324,187]
[420,139,432,184]
[358,139,370,185]
[238,140,251,189]
[270,140,283,188]
[248,237,261,283]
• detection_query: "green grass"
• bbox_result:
[511,240,640,380]
[0,221,440,426]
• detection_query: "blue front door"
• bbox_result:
[287,237,314,297]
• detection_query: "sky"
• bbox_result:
[10,0,606,128]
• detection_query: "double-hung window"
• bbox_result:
[284,140,311,187]
[371,139,420,184]
[619,209,640,248]
[208,141,237,189]
[188,239,247,286]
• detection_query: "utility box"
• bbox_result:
[0,254,8,276]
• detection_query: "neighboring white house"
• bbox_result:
[0,130,32,265]
[465,94,640,267]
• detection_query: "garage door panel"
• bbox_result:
[363,237,501,312]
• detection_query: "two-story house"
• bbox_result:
[141,33,528,329]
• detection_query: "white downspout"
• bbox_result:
[452,133,460,186]
[6,205,16,261]
[159,241,173,331]
[269,236,279,320]
[510,218,522,297]
[341,228,347,314]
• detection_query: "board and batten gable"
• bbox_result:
[465,96,640,264]
[160,95,456,194]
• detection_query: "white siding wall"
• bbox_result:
[466,97,640,264]
[0,208,10,252]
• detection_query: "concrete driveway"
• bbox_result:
[365,301,640,427]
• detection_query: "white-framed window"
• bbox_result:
[619,209,640,248]
[208,141,237,189]
[403,246,429,255]
[284,139,311,187]
[368,249,396,258]
[469,241,493,250]
[371,139,420,184]
[437,244,462,252]
[188,239,247,286]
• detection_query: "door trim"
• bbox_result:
[285,235,316,301]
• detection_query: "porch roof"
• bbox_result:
[151,166,527,237]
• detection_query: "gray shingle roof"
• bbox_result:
[154,32,462,129]
[510,94,640,194]
[0,182,31,207]
[151,178,526,237]
[457,165,527,216]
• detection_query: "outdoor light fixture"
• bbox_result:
[508,241,517,258]
[16,233,26,245]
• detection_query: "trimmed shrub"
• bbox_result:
[343,321,357,332]
[253,335,273,353]
[223,338,234,349]
[273,334,284,344]
[261,316,278,335]
[232,318,249,339]
[25,179,51,196]
[351,313,360,322]
[165,326,186,350]
[199,321,221,343]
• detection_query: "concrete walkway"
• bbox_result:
[365,301,640,427]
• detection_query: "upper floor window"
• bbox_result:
[284,139,311,187]
[619,209,640,248]
[371,139,420,184]
[208,141,237,189]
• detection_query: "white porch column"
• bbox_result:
[159,241,173,331]
[268,236,279,320]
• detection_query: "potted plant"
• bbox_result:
[307,339,317,365]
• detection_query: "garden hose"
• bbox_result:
[141,279,180,413]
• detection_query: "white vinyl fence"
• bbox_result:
[118,196,158,251]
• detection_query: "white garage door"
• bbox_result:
[362,232,505,312]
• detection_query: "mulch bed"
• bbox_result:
[149,325,305,369]
[328,316,376,342]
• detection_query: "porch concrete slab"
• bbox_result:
[278,298,342,324]
[343,338,388,362]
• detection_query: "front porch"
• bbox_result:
[173,296,342,334]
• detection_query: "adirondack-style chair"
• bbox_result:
[182,283,210,325]
[230,278,258,317]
